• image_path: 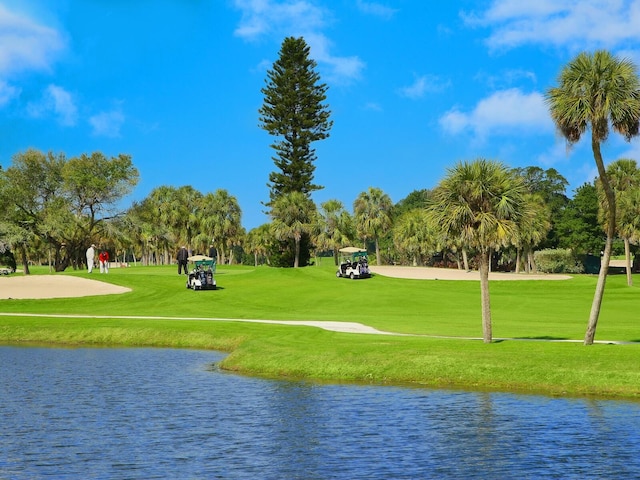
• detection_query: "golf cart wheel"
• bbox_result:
[336,271,341,278]
[350,272,355,279]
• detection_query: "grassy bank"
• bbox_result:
[1,262,639,399]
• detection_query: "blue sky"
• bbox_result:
[2,0,640,230]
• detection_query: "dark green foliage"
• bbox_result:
[259,36,332,202]
[394,189,432,217]
[0,249,16,270]
[556,182,604,255]
[534,248,584,273]
[513,166,569,249]
[268,234,313,268]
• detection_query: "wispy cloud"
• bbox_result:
[439,88,553,140]
[90,107,125,138]
[27,84,77,126]
[232,0,365,83]
[0,80,19,107]
[398,74,450,99]
[464,0,640,51]
[0,4,64,75]
[355,0,398,20]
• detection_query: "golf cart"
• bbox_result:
[186,255,217,290]
[336,247,371,279]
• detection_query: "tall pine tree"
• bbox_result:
[259,36,332,203]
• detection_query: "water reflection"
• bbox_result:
[1,346,639,479]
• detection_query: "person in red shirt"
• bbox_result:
[99,250,109,274]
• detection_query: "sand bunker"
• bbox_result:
[0,275,131,300]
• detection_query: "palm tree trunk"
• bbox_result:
[462,248,469,271]
[515,248,521,274]
[478,250,492,343]
[294,238,300,268]
[375,238,381,265]
[586,137,616,345]
[624,237,633,287]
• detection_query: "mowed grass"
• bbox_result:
[1,260,639,399]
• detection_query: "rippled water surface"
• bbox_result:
[1,346,639,479]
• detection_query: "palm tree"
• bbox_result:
[429,159,527,343]
[617,187,640,284]
[317,199,354,265]
[270,191,317,268]
[353,187,393,265]
[246,224,273,266]
[546,50,640,345]
[596,159,640,286]
[514,194,551,274]
[392,209,438,266]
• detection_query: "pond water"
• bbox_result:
[1,346,639,479]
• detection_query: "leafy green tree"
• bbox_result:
[259,36,332,202]
[270,191,317,268]
[556,182,603,255]
[429,159,527,343]
[546,50,640,345]
[513,166,569,249]
[354,187,393,265]
[0,149,137,272]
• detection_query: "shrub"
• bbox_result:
[534,248,584,274]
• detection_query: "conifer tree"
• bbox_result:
[259,36,332,203]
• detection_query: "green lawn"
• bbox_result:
[1,261,639,399]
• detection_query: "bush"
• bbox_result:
[534,248,584,274]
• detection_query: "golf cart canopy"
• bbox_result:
[339,247,367,254]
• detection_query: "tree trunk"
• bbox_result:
[529,249,537,274]
[20,243,30,275]
[515,248,521,274]
[462,248,469,271]
[375,238,381,265]
[294,238,300,268]
[585,137,615,345]
[478,250,492,343]
[624,237,633,287]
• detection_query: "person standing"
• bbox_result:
[99,249,110,274]
[177,246,189,274]
[208,244,217,261]
[86,244,96,273]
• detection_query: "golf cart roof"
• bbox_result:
[187,255,214,262]
[339,247,367,254]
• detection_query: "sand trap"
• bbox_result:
[369,265,571,281]
[0,275,131,299]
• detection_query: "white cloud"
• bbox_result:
[233,0,365,83]
[233,0,326,40]
[0,4,64,75]
[90,108,125,138]
[47,85,77,126]
[465,0,640,51]
[398,74,450,99]
[27,84,77,126]
[355,0,398,20]
[439,88,553,140]
[0,80,19,107]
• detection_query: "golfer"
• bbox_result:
[86,244,96,273]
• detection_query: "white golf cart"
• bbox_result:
[336,247,371,279]
[186,255,217,290]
